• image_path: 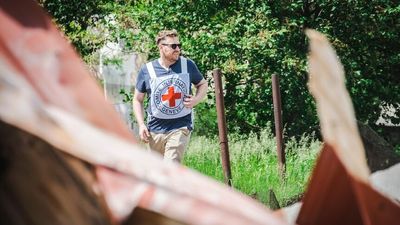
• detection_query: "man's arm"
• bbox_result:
[183,78,207,108]
[132,89,150,142]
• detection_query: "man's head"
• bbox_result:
[156,29,181,62]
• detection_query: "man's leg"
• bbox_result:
[164,127,191,163]
[148,132,166,156]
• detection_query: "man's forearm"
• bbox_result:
[133,100,146,127]
[194,80,208,106]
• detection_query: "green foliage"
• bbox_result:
[103,57,123,68]
[395,144,400,156]
[184,128,321,207]
[126,0,399,138]
[306,1,400,128]
[40,0,400,138]
[122,0,318,136]
[119,88,133,103]
[38,0,112,59]
[193,100,218,136]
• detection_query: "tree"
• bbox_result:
[40,0,400,138]
[38,0,113,58]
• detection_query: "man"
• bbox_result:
[133,29,207,163]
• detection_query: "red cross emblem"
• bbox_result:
[162,86,182,107]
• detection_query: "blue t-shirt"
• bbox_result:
[135,57,204,133]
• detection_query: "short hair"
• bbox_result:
[156,29,179,45]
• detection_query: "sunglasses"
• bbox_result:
[161,43,182,50]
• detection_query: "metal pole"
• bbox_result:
[213,69,232,186]
[272,74,285,176]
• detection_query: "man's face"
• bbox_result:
[159,36,181,62]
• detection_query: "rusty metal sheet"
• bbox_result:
[297,144,400,224]
[296,30,400,225]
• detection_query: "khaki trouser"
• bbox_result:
[148,127,191,163]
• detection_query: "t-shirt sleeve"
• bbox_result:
[135,65,147,93]
[187,59,204,85]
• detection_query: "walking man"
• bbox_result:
[133,29,207,163]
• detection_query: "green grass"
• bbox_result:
[183,129,321,208]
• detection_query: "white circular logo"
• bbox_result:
[153,78,188,115]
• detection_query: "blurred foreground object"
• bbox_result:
[295,29,400,225]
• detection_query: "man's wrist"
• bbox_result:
[190,97,197,107]
[192,95,202,107]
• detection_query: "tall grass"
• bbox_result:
[183,128,321,208]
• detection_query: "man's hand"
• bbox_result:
[184,79,207,109]
[183,94,197,108]
[139,124,150,143]
[133,90,150,143]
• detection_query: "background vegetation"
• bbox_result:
[185,128,321,207]
[39,0,399,140]
[38,0,399,205]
